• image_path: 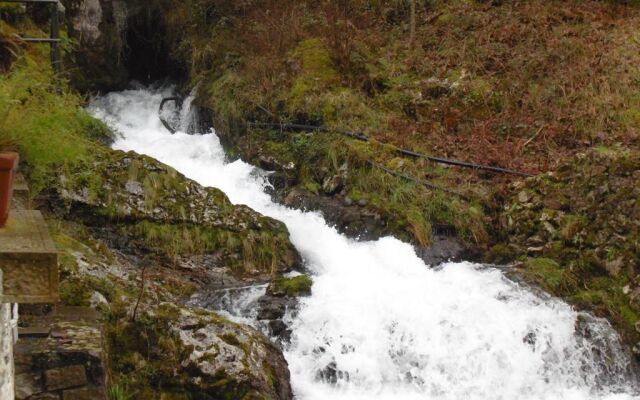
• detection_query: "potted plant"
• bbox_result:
[0,152,19,228]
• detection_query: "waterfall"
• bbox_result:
[88,86,640,400]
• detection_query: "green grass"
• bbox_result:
[0,44,111,194]
[109,384,134,400]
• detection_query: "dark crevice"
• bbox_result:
[123,9,184,84]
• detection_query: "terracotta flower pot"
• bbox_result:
[0,152,19,228]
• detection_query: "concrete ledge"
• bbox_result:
[0,210,58,303]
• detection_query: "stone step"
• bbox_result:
[17,327,51,338]
[12,173,30,210]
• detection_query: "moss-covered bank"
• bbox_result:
[492,149,640,355]
[149,0,640,254]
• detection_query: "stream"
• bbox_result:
[88,85,640,400]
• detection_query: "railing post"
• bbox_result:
[0,270,16,400]
[0,0,63,76]
[50,1,61,76]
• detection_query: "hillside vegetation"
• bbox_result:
[2,0,640,390]
[152,0,640,246]
[153,0,640,352]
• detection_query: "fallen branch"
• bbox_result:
[159,97,182,134]
[522,125,545,149]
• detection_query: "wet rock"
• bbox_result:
[70,0,103,44]
[61,387,105,400]
[414,236,466,266]
[15,373,43,399]
[89,291,108,309]
[281,188,388,240]
[65,0,129,91]
[316,361,349,384]
[268,320,291,341]
[257,296,290,320]
[29,393,60,400]
[45,365,87,391]
[258,155,281,171]
[522,331,537,347]
[172,305,292,399]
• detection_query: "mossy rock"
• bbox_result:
[266,275,313,297]
[107,304,292,399]
[54,148,301,279]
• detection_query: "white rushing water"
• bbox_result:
[89,86,639,400]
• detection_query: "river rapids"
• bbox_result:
[89,85,640,400]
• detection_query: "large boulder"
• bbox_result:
[53,149,301,281]
[175,306,292,399]
[62,0,129,91]
[108,303,292,399]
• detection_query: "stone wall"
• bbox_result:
[0,270,15,400]
[14,306,107,400]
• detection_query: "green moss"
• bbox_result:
[571,285,639,333]
[485,244,516,264]
[290,38,339,91]
[521,257,569,293]
[208,71,249,127]
[59,277,93,307]
[267,275,312,297]
[220,332,241,347]
[288,38,341,114]
[59,274,120,308]
[620,107,640,129]
[119,220,295,278]
[239,125,487,247]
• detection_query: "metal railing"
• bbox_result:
[1,0,63,74]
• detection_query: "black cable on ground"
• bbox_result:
[247,121,533,177]
[367,161,470,201]
[247,122,369,141]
